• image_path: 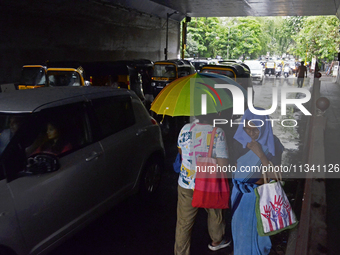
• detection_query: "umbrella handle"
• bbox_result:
[160,107,169,124]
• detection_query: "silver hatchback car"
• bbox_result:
[0,87,165,255]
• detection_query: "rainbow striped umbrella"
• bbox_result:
[150,72,246,117]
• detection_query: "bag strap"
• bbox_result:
[262,161,282,184]
[207,127,217,158]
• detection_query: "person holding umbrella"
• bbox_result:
[150,72,247,255]
[175,112,231,255]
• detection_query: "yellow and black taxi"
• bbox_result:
[264,61,276,76]
[151,59,195,98]
[46,61,89,87]
[17,65,47,90]
[200,62,253,93]
[46,67,88,87]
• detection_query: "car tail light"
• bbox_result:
[151,117,158,125]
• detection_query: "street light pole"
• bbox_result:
[165,11,179,60]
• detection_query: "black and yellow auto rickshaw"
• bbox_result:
[46,68,88,87]
[82,61,145,101]
[17,65,47,90]
[201,62,253,93]
[151,59,195,98]
[200,62,254,121]
[265,61,276,76]
[46,61,90,87]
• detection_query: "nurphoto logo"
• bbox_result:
[200,84,311,128]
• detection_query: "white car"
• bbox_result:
[244,61,264,84]
[0,87,165,255]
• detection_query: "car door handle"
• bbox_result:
[136,128,147,136]
[86,151,103,162]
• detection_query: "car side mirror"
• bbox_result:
[24,153,60,175]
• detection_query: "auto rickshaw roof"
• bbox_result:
[154,59,193,68]
[202,63,249,76]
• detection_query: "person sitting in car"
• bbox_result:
[34,121,72,155]
[0,117,23,154]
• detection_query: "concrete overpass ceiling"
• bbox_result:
[2,0,340,20]
[115,0,340,18]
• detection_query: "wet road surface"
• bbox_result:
[49,74,312,255]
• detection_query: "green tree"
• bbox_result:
[292,16,340,62]
[186,17,221,57]
[185,16,340,61]
[230,17,263,60]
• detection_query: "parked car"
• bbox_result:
[244,60,264,84]
[151,59,195,98]
[17,65,47,90]
[0,86,165,255]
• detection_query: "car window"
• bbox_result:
[24,103,90,157]
[91,96,135,139]
[0,103,90,179]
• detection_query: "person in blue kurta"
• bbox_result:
[231,109,284,255]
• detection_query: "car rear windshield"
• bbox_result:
[19,67,46,85]
[47,71,81,86]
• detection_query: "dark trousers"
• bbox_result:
[297,77,304,88]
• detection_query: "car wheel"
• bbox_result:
[140,157,163,193]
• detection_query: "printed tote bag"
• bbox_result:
[255,169,298,236]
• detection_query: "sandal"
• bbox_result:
[208,239,231,251]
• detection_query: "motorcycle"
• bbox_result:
[275,66,282,78]
[283,65,290,78]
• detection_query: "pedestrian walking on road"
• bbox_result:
[296,61,307,88]
[231,109,284,255]
[174,113,231,255]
